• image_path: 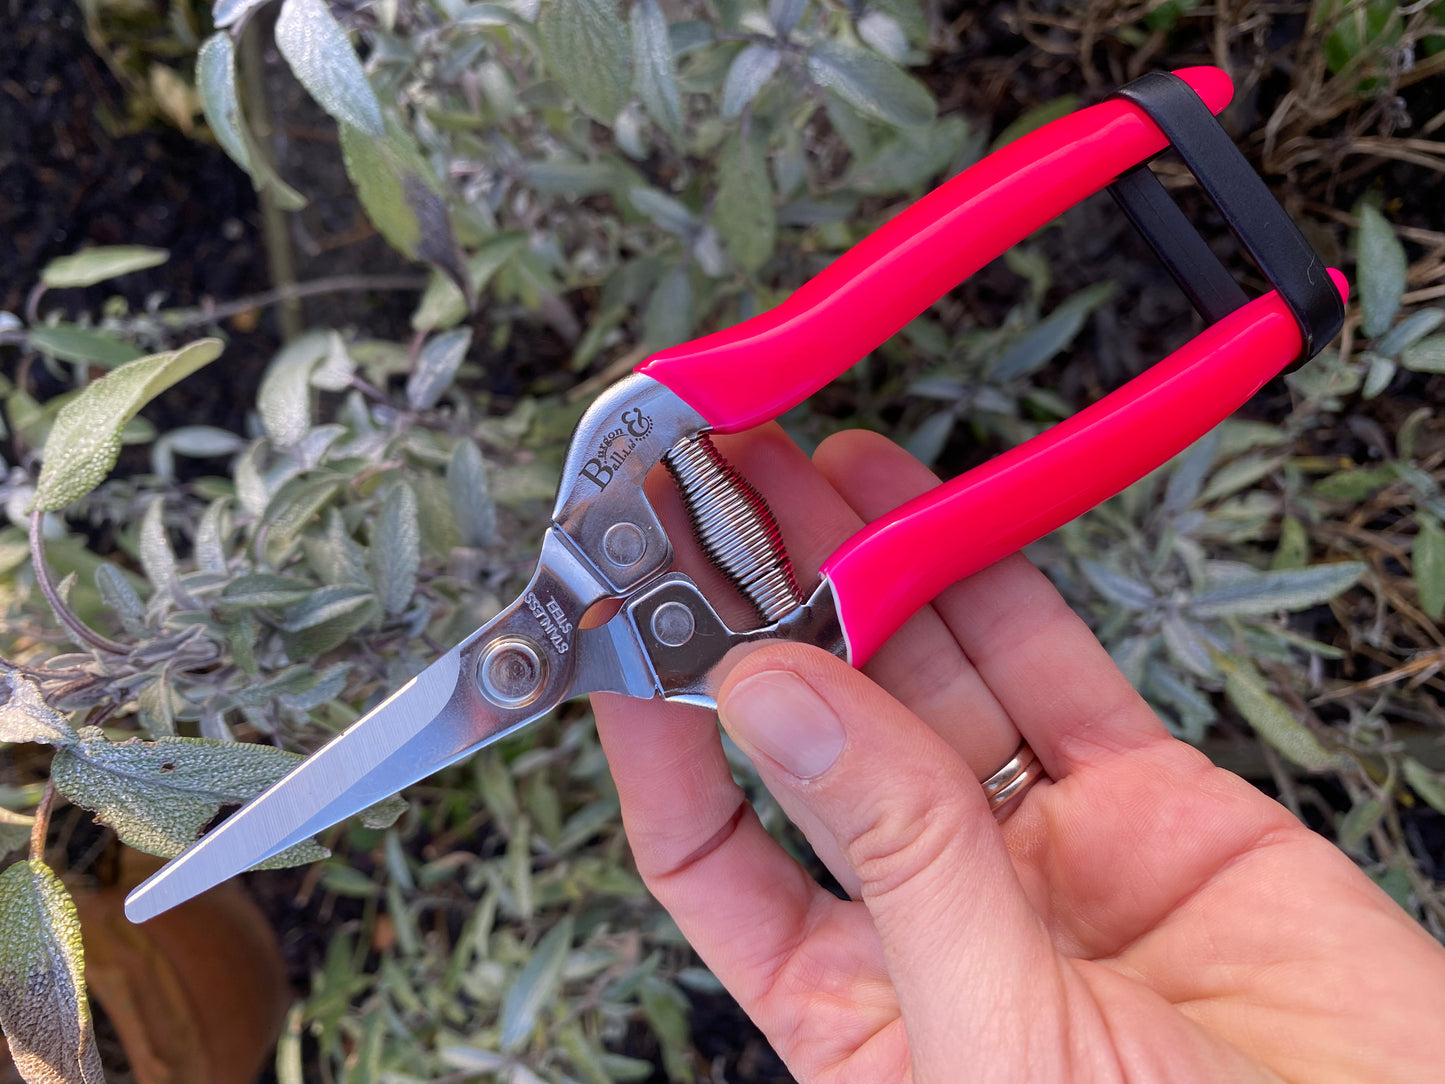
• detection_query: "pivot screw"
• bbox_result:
[649,600,696,648]
[602,522,647,568]
[478,638,546,707]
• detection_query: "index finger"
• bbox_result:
[811,429,1169,779]
[592,425,863,897]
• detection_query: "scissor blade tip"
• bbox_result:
[124,875,198,923]
[123,888,162,924]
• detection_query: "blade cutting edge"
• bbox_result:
[123,526,653,923]
[124,643,527,922]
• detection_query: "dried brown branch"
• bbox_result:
[29,778,55,863]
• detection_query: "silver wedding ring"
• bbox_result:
[983,741,1047,819]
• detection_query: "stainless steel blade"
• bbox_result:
[124,641,523,921]
[570,619,659,700]
[123,373,716,924]
[125,529,614,923]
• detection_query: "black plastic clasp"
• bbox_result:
[1106,71,1343,368]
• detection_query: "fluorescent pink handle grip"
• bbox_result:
[821,271,1349,664]
[637,66,1235,432]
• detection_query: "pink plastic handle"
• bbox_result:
[821,271,1349,664]
[637,66,1235,432]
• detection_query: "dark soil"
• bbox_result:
[1,0,268,439]
[0,0,419,436]
[0,6,263,306]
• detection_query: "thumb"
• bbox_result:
[716,644,1055,1061]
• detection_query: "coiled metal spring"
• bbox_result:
[663,435,803,625]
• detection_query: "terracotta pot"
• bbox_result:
[67,849,290,1084]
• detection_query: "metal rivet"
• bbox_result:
[649,600,696,648]
[602,521,647,568]
[477,638,546,707]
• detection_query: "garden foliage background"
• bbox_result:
[2,0,1445,1081]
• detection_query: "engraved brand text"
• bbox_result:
[579,407,654,491]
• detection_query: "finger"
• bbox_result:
[590,692,896,1054]
[698,429,1022,778]
[593,426,886,964]
[592,694,748,882]
[716,643,1058,1074]
[938,554,1168,777]
[815,429,1167,778]
[590,692,831,984]
[643,426,1026,893]
[637,426,903,891]
[812,430,1021,775]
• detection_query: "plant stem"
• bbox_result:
[159,274,430,331]
[29,778,55,863]
[0,652,92,680]
[347,371,393,404]
[24,282,46,326]
[240,20,303,341]
[2,273,432,350]
[29,509,131,656]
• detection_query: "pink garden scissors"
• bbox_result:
[126,66,1345,922]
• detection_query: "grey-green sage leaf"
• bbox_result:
[41,246,168,289]
[1414,514,1445,620]
[0,861,105,1084]
[275,0,386,135]
[0,671,79,749]
[50,728,328,867]
[631,0,683,136]
[1357,203,1407,338]
[370,482,420,616]
[539,0,631,124]
[447,440,496,548]
[499,916,575,1053]
[1221,658,1337,772]
[33,340,224,511]
[805,42,934,129]
[407,329,472,410]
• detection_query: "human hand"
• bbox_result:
[591,426,1445,1083]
